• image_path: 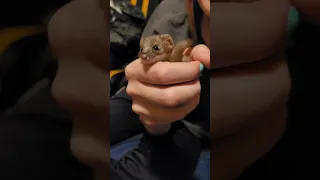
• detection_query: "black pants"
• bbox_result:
[110,89,144,145]
[0,88,93,180]
[0,86,202,180]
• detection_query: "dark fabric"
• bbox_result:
[6,86,71,120]
[0,0,70,28]
[110,89,143,145]
[193,0,204,45]
[0,113,93,180]
[0,85,201,180]
[0,33,56,112]
[142,0,189,42]
[110,0,145,64]
[111,121,201,180]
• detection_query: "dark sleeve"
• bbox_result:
[110,88,144,145]
[111,121,201,180]
[184,70,211,136]
[0,114,93,180]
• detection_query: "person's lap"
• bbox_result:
[3,85,209,179]
[111,134,210,180]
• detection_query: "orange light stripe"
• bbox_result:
[141,0,149,17]
[130,0,137,6]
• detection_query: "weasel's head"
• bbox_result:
[138,34,174,64]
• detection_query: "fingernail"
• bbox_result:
[200,63,204,72]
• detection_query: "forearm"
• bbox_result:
[211,54,290,140]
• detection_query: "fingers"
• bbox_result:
[190,44,211,68]
[131,95,200,124]
[125,59,201,85]
[126,79,201,108]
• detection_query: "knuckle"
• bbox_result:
[191,64,201,79]
[142,119,155,126]
[150,68,169,83]
[126,80,139,97]
[163,90,180,107]
[131,103,141,115]
[170,97,201,122]
[124,64,136,79]
[195,81,201,95]
[139,115,146,121]
[170,113,186,122]
[125,83,135,97]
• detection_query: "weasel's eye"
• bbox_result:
[140,48,143,52]
[153,46,159,51]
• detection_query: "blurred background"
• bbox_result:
[0,0,71,113]
[0,0,163,113]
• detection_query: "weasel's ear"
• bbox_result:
[159,34,174,48]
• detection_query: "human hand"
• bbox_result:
[125,45,210,133]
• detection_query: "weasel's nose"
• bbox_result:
[141,54,147,59]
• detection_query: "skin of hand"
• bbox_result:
[125,45,210,127]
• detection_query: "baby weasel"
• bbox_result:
[138,34,194,64]
[137,34,194,135]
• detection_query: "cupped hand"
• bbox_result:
[125,45,210,126]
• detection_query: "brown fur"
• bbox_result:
[139,34,194,63]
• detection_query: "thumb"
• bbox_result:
[190,44,211,69]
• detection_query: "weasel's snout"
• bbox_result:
[141,54,148,59]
